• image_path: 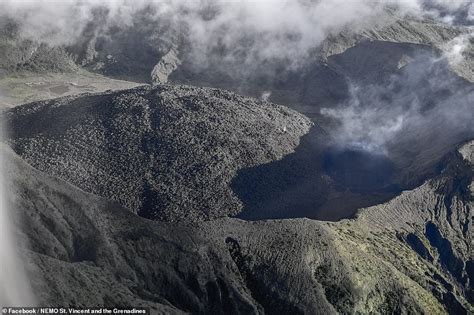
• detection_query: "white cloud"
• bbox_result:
[444,32,473,65]
[0,0,462,68]
[320,53,474,154]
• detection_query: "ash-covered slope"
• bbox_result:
[5,139,473,313]
[3,85,311,221]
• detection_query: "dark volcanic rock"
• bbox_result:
[3,85,311,221]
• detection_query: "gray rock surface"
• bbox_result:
[4,85,311,221]
[151,46,181,84]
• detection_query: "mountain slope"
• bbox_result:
[4,145,257,314]
[4,139,473,313]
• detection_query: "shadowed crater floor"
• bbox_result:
[323,147,397,193]
[231,127,400,221]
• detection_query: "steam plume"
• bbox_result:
[321,53,474,154]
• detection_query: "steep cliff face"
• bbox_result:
[151,45,181,84]
[4,139,472,314]
[4,85,311,221]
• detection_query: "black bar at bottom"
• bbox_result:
[2,308,149,315]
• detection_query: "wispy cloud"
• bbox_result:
[0,0,470,69]
[321,52,474,154]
